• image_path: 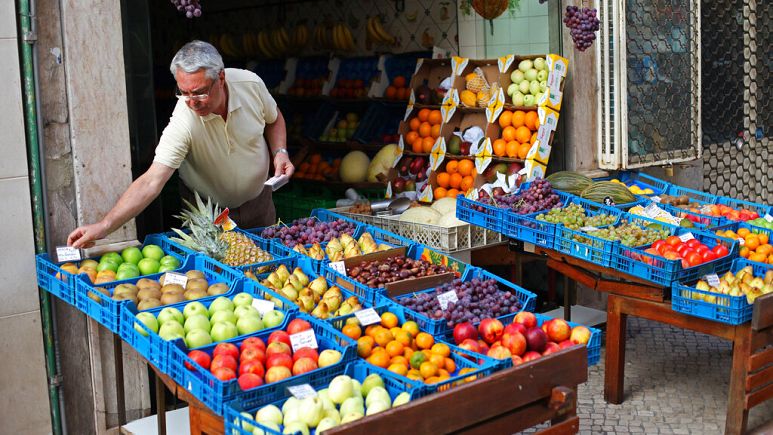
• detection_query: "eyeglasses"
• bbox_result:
[175,79,216,101]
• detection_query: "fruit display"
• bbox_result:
[576,222,670,247]
[628,204,695,227]
[535,204,617,229]
[715,227,773,264]
[90,269,229,310]
[404,108,443,154]
[477,179,563,215]
[57,244,180,285]
[260,217,358,247]
[492,110,540,160]
[689,265,773,305]
[433,159,476,199]
[286,59,329,96]
[345,255,452,289]
[460,68,493,108]
[383,75,410,101]
[170,194,273,267]
[564,6,600,51]
[747,216,773,230]
[413,78,447,106]
[451,312,592,365]
[396,278,523,328]
[319,113,360,142]
[294,153,341,181]
[182,319,343,388]
[643,235,730,268]
[658,195,761,222]
[608,178,655,195]
[506,58,548,107]
[392,155,429,193]
[237,371,411,434]
[132,293,287,347]
[365,15,397,46]
[329,79,369,100]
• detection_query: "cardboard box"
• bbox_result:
[408,58,453,105]
[499,54,569,112]
[450,57,503,109]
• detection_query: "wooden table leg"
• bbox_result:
[113,334,126,426]
[155,373,166,435]
[725,325,751,435]
[188,405,203,435]
[604,294,627,404]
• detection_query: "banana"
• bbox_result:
[331,24,342,50]
[370,16,395,45]
[366,17,380,44]
[219,34,234,58]
[341,24,355,51]
[271,29,286,56]
[278,28,290,52]
[312,24,324,49]
[258,30,276,58]
[296,24,309,49]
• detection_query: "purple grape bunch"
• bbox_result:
[475,179,563,215]
[399,278,523,329]
[563,6,600,51]
[171,0,202,18]
[260,218,357,247]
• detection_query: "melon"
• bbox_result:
[430,197,457,216]
[437,212,466,228]
[367,144,398,182]
[340,151,370,183]
[398,207,441,225]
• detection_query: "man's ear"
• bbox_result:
[219,69,225,82]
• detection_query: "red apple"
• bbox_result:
[514,311,537,329]
[570,326,592,345]
[478,318,504,345]
[266,353,293,371]
[511,355,524,366]
[504,322,527,337]
[458,338,481,359]
[542,341,560,356]
[240,337,266,352]
[213,367,236,381]
[268,330,291,347]
[558,340,576,350]
[265,366,292,383]
[487,345,512,360]
[500,331,527,357]
[212,342,239,361]
[239,359,265,378]
[292,347,319,363]
[522,351,542,362]
[477,340,490,356]
[453,322,478,345]
[211,354,237,373]
[292,357,318,375]
[266,341,292,357]
[286,319,312,335]
[185,350,211,371]
[237,373,264,390]
[240,346,266,364]
[546,318,571,343]
[524,328,548,353]
[541,321,550,334]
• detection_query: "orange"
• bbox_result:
[506,140,519,158]
[385,86,397,99]
[769,254,773,264]
[515,126,532,143]
[357,337,373,358]
[381,312,399,329]
[756,244,773,256]
[458,159,474,176]
[446,189,460,198]
[368,350,390,368]
[531,132,538,144]
[364,325,380,337]
[759,233,769,245]
[431,343,451,357]
[492,139,507,157]
[444,357,456,373]
[740,246,750,258]
[411,137,424,153]
[434,187,447,199]
[342,324,362,340]
[387,363,408,376]
[424,376,443,385]
[749,252,767,263]
[445,160,459,174]
[460,176,474,192]
[393,329,412,347]
[409,117,421,131]
[744,235,760,251]
[437,369,450,379]
[737,228,751,238]
[418,108,431,122]
[498,111,513,128]
[518,142,532,160]
[402,321,420,338]
[436,172,451,188]
[458,367,477,383]
[405,131,419,145]
[511,110,526,128]
[419,361,438,379]
[415,332,434,350]
[403,347,414,359]
[406,370,423,382]
[386,340,405,357]
[392,76,406,88]
[390,355,409,367]
[431,124,441,139]
[429,353,446,368]
[502,126,517,142]
[428,110,443,125]
[449,173,463,189]
[374,329,393,347]
[419,122,432,138]
[422,136,435,153]
[525,111,539,130]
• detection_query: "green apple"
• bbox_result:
[507,83,518,96]
[210,322,238,342]
[185,328,213,348]
[234,305,261,319]
[158,321,185,341]
[254,422,279,435]
[102,252,123,264]
[158,264,178,273]
[134,312,159,337]
[121,247,143,265]
[518,80,530,94]
[256,404,284,425]
[262,310,285,329]
[157,307,184,325]
[518,59,533,72]
[141,244,165,261]
[523,94,536,107]
[116,267,140,281]
[534,57,547,71]
[318,349,342,368]
[512,92,525,107]
[234,412,255,433]
[236,316,264,335]
[160,255,181,268]
[537,69,548,81]
[392,391,410,407]
[96,260,119,273]
[184,314,211,334]
[525,68,538,82]
[529,80,541,96]
[137,258,160,275]
[210,310,237,325]
[360,373,385,397]
[510,69,525,84]
[183,301,208,320]
[232,292,254,308]
[208,296,235,316]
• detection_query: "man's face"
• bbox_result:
[174,68,223,116]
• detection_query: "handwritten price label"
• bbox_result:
[251,299,275,315]
[705,274,721,287]
[437,290,459,310]
[287,384,317,399]
[765,214,773,223]
[354,308,382,326]
[56,246,82,263]
[163,272,188,287]
[329,261,346,276]
[290,329,318,351]
[678,233,695,242]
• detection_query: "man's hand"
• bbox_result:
[274,151,295,177]
[67,221,109,249]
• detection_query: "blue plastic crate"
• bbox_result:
[397,341,498,395]
[75,255,237,334]
[380,267,536,337]
[715,195,771,222]
[170,313,357,415]
[655,202,730,229]
[662,184,719,205]
[671,259,769,325]
[553,217,622,267]
[713,220,773,243]
[456,195,505,232]
[225,361,425,435]
[35,234,188,306]
[249,209,365,250]
[594,171,671,197]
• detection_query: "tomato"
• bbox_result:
[695,245,710,255]
[686,239,701,249]
[712,245,730,257]
[686,252,703,267]
[701,251,717,262]
[665,236,682,247]
[676,244,691,256]
[652,240,667,254]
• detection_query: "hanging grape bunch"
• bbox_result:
[564,5,600,51]
[171,0,202,18]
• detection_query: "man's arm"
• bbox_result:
[67,163,175,248]
[264,109,294,177]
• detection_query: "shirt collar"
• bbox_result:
[200,70,241,121]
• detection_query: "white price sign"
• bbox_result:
[437,290,459,310]
[329,261,346,276]
[705,274,721,287]
[643,203,661,218]
[287,384,317,399]
[678,233,695,242]
[290,329,318,351]
[354,308,382,326]
[164,272,188,287]
[579,226,599,232]
[650,196,662,203]
[765,214,773,223]
[251,299,275,315]
[56,246,82,263]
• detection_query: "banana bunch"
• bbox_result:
[366,16,396,45]
[312,23,333,50]
[289,23,310,53]
[218,33,243,59]
[331,22,356,51]
[270,27,290,57]
[241,32,259,57]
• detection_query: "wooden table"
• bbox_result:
[147,346,589,435]
[537,247,773,435]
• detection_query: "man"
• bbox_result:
[68,40,293,248]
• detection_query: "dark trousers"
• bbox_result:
[179,182,276,229]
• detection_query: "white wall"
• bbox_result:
[458,2,551,58]
[0,0,54,433]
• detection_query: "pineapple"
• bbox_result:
[170,193,272,267]
[465,67,490,93]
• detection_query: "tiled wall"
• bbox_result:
[458,1,550,58]
[0,0,54,433]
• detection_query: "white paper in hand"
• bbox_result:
[56,246,82,263]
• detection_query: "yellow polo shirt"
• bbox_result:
[154,68,278,208]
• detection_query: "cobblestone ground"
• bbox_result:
[518,317,773,434]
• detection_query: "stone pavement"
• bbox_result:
[519,317,773,434]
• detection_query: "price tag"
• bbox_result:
[329,261,346,276]
[678,233,695,242]
[290,329,318,351]
[579,226,599,232]
[354,308,382,326]
[643,202,661,218]
[56,246,82,263]
[765,214,773,223]
[437,290,458,310]
[164,272,188,287]
[737,238,745,246]
[650,196,662,203]
[251,299,275,315]
[287,384,317,399]
[705,274,721,287]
